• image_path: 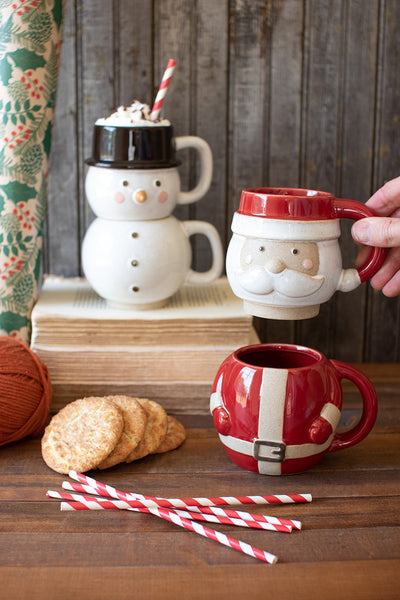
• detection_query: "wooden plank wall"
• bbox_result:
[44,0,400,363]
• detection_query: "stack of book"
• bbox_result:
[31,276,258,414]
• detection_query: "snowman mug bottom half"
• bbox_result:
[82,215,223,309]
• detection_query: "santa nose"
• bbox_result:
[134,189,147,203]
[265,258,286,274]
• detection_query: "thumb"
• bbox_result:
[351,216,400,248]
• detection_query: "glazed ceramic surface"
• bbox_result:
[210,343,377,475]
[226,187,386,319]
[82,216,223,309]
[85,135,213,221]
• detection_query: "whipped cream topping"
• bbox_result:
[95,100,170,127]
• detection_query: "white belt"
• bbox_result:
[211,391,336,474]
[218,432,334,462]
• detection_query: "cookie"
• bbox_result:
[153,416,186,454]
[41,397,124,474]
[125,398,168,462]
[97,396,147,469]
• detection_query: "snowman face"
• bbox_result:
[240,239,320,275]
[85,166,180,220]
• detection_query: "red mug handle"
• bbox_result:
[334,199,386,282]
[328,359,378,452]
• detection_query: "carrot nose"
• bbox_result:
[135,190,147,203]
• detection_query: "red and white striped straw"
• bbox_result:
[58,496,277,564]
[68,471,311,507]
[150,58,176,121]
[62,481,301,531]
[48,490,292,533]
[186,504,302,531]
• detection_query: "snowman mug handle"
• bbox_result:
[175,136,213,205]
[334,199,386,291]
[181,220,224,284]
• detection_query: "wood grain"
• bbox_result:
[1,562,399,600]
[1,379,399,598]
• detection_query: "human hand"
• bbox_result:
[351,176,400,296]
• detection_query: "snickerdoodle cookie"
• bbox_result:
[41,397,124,474]
[125,398,168,462]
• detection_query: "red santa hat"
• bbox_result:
[232,187,342,241]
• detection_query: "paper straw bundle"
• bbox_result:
[47,471,312,565]
[0,1,64,341]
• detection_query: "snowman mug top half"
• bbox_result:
[226,187,386,320]
[85,124,213,221]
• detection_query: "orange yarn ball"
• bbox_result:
[0,336,52,446]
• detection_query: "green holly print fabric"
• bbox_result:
[0,0,63,342]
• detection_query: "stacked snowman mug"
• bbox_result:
[82,120,224,310]
[211,187,386,475]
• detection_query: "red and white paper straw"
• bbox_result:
[186,504,302,531]
[150,58,176,121]
[55,494,277,564]
[62,481,301,531]
[68,471,311,507]
[48,490,292,533]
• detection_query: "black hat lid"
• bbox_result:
[86,124,180,169]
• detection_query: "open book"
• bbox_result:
[31,277,258,413]
[31,276,253,347]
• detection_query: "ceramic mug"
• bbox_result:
[85,124,213,221]
[82,215,224,309]
[226,187,386,319]
[210,343,377,475]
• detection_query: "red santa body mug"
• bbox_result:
[210,343,377,475]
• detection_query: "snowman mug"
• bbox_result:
[82,215,224,309]
[210,343,377,475]
[226,187,386,319]
[85,124,213,220]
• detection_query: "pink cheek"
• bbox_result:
[114,192,125,204]
[303,259,313,270]
[158,191,168,203]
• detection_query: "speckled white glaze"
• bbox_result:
[82,216,223,309]
[85,136,213,221]
[226,214,360,319]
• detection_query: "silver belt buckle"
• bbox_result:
[253,439,286,463]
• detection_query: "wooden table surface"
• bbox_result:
[1,365,399,599]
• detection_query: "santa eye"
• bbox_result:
[258,246,265,252]
[154,179,162,187]
[122,180,129,187]
[291,248,299,255]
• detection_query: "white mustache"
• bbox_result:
[239,265,325,298]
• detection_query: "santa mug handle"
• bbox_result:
[334,199,386,283]
[328,359,378,453]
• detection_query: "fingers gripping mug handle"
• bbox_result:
[175,136,213,205]
[182,220,224,284]
[334,199,386,282]
[328,359,378,452]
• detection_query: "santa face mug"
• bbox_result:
[210,343,377,475]
[226,187,386,319]
[85,122,213,221]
